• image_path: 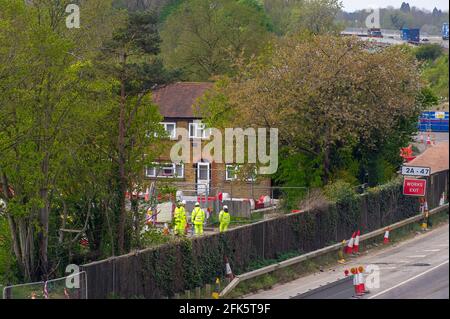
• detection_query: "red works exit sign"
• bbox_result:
[403,178,427,196]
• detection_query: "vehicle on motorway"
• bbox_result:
[368,28,383,38]
[401,28,420,44]
[443,23,449,40]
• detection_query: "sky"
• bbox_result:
[341,0,449,12]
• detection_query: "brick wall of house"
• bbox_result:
[143,118,272,200]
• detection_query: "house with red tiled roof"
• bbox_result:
[147,82,271,201]
[408,142,449,174]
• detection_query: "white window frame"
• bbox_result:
[145,166,157,178]
[189,122,211,139]
[225,165,238,181]
[245,168,258,183]
[225,165,257,182]
[145,162,184,179]
[155,122,177,140]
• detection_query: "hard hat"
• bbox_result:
[195,202,200,207]
[223,205,228,210]
[181,200,186,205]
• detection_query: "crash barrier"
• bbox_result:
[81,171,448,299]
[219,203,449,297]
[2,271,88,299]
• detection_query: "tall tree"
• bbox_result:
[0,0,119,279]
[199,36,421,187]
[98,10,176,254]
[160,0,271,81]
[288,0,343,35]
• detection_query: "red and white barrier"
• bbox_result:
[353,230,361,254]
[225,256,234,280]
[357,266,367,294]
[383,228,390,244]
[426,134,431,145]
[345,232,356,254]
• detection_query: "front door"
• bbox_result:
[197,162,210,195]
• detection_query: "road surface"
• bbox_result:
[413,133,449,154]
[245,223,449,299]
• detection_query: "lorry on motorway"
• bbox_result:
[443,23,449,40]
[401,28,420,44]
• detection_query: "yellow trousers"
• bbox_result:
[219,223,229,233]
[176,223,186,235]
[194,224,203,235]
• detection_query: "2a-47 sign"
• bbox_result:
[403,178,427,196]
[401,166,431,177]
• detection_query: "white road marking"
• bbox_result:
[368,260,449,299]
[406,255,427,258]
[423,249,441,252]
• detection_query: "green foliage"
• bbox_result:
[422,54,449,99]
[160,0,272,80]
[417,87,439,109]
[0,0,175,280]
[180,239,202,289]
[140,227,171,247]
[415,44,443,62]
[0,218,18,284]
[324,180,357,202]
[261,0,343,35]
[288,0,343,35]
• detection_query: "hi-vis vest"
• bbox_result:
[219,211,230,224]
[192,207,205,225]
[174,207,186,223]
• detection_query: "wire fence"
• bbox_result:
[2,271,87,299]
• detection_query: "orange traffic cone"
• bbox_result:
[426,134,431,145]
[383,228,390,244]
[345,232,356,254]
[163,223,170,235]
[352,268,363,297]
[358,266,368,294]
[353,230,361,254]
